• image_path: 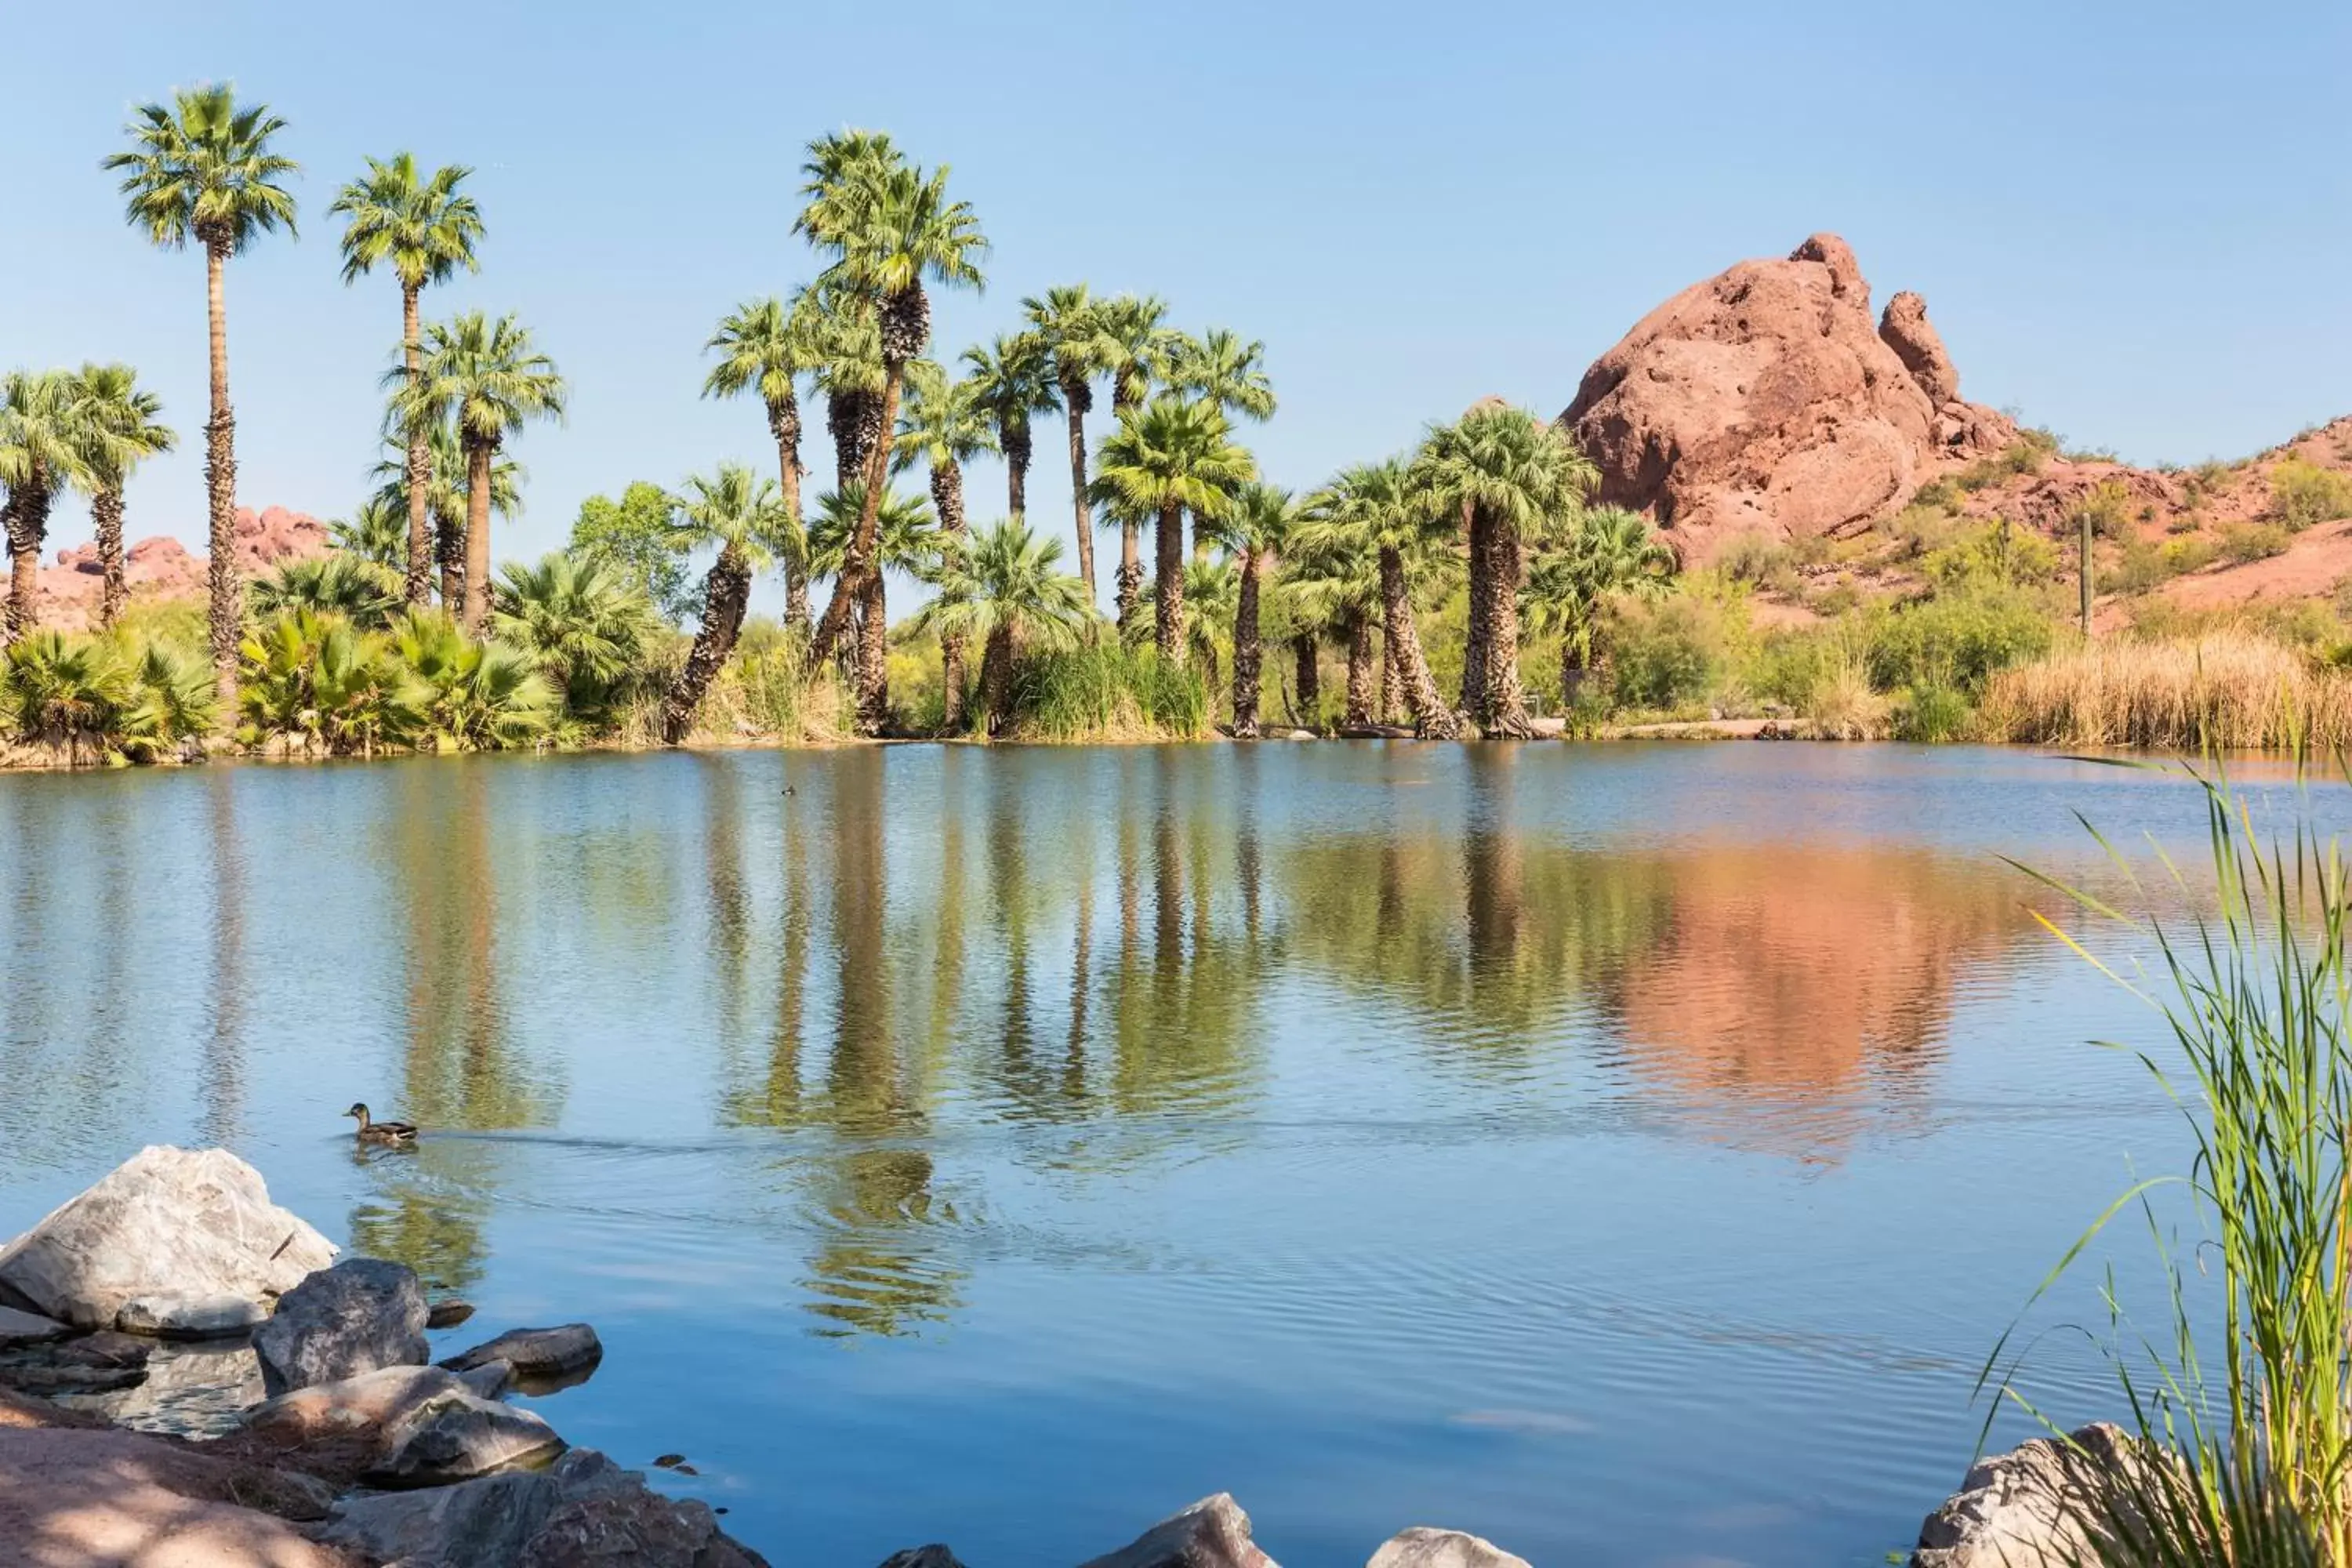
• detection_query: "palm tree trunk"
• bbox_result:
[768,395,808,632]
[1005,416,1030,521]
[980,624,1015,735]
[437,506,465,608]
[1062,387,1094,597]
[93,485,127,630]
[1153,501,1185,664]
[4,485,43,645]
[401,284,432,608]
[1381,545,1459,739]
[932,459,968,735]
[858,564,889,733]
[805,366,906,731]
[1562,638,1590,711]
[462,439,494,636]
[1477,522,1534,737]
[1461,503,1491,722]
[203,238,240,710]
[1291,633,1320,727]
[1380,630,1399,723]
[1118,526,1143,631]
[662,543,753,743]
[1342,612,1375,727]
[1231,546,1263,738]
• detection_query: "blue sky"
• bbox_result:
[4,0,2346,609]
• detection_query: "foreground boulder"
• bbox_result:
[0,1424,342,1568]
[1914,1421,2146,1568]
[245,1363,470,1450]
[368,1386,564,1487]
[1558,233,2017,564]
[1080,1493,1279,1568]
[0,1146,336,1331]
[1367,1527,1531,1568]
[254,1257,430,1397]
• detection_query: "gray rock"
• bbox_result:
[1914,1422,2149,1568]
[0,1305,69,1346]
[880,1549,967,1568]
[368,1388,565,1488]
[441,1323,602,1380]
[457,1359,514,1400]
[0,1146,337,1330]
[57,1339,264,1439]
[521,1469,765,1568]
[117,1291,268,1338]
[245,1363,466,1447]
[1080,1494,1279,1568]
[1367,1528,1531,1568]
[253,1257,429,1397]
[0,1329,152,1394]
[426,1298,477,1330]
[323,1469,562,1568]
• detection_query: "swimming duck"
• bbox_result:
[345,1103,419,1145]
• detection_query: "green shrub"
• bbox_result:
[1866,588,2053,695]
[1922,520,2060,590]
[1608,586,1751,713]
[1011,644,1207,741]
[1891,684,1973,742]
[1909,477,1961,512]
[1714,532,1798,592]
[1883,503,1965,561]
[2221,522,2292,564]
[2270,458,2352,529]
[3,630,217,763]
[1957,434,2057,492]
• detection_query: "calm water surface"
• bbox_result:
[0,743,2322,1566]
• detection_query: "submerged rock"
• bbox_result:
[58,1338,264,1439]
[0,1305,69,1347]
[1367,1527,1532,1568]
[441,1322,602,1381]
[368,1387,564,1488]
[322,1468,561,1568]
[1080,1493,1280,1568]
[1914,1421,2147,1568]
[0,1145,336,1330]
[426,1298,477,1330]
[253,1257,430,1397]
[879,1549,967,1568]
[0,1329,151,1395]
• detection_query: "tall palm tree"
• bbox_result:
[661,463,789,743]
[960,332,1058,524]
[1413,403,1599,736]
[1524,505,1674,708]
[1171,328,1276,423]
[1300,459,1459,738]
[1094,396,1255,666]
[894,361,997,732]
[1279,516,1382,728]
[1098,296,1180,622]
[798,149,986,739]
[1022,284,1113,601]
[0,372,91,644]
[702,296,814,628]
[370,417,521,605]
[105,84,299,703]
[328,153,485,608]
[67,364,177,630]
[809,481,940,728]
[1200,481,1297,737]
[911,519,1096,735]
[397,311,564,633]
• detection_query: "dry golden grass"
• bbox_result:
[1802,658,1891,740]
[1980,630,2352,749]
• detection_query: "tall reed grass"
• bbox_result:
[1007,644,1208,743]
[1982,633,2352,750]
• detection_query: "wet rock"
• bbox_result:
[0,1329,152,1394]
[118,1291,269,1339]
[1367,1526,1532,1568]
[368,1387,564,1488]
[521,1468,767,1568]
[245,1363,468,1448]
[880,1548,967,1568]
[1913,1421,2146,1568]
[1080,1493,1280,1568]
[0,1425,344,1567]
[322,1468,564,1568]
[0,1305,69,1346]
[426,1298,477,1330]
[253,1257,429,1397]
[0,1145,337,1330]
[458,1359,514,1400]
[441,1322,602,1381]
[58,1338,264,1439]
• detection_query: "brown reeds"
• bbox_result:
[1980,633,2352,750]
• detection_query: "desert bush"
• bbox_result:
[1867,588,2054,695]
[2221,522,2293,564]
[1803,657,1889,740]
[1008,644,1208,742]
[2270,458,2352,530]
[1608,586,1751,713]
[1958,433,2060,492]
[1715,532,1799,593]
[1922,520,2060,591]
[1891,683,1974,742]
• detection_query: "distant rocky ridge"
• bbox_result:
[34,506,331,632]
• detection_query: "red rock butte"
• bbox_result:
[1558,232,2019,564]
[38,506,332,631]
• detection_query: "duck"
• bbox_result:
[345,1103,419,1145]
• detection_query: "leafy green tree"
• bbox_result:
[1098,295,1181,618]
[911,518,1096,735]
[895,361,997,730]
[1022,284,1115,599]
[1300,459,1459,737]
[396,311,565,633]
[662,463,792,744]
[249,554,404,627]
[105,84,299,703]
[1094,396,1255,665]
[330,493,409,568]
[0,371,90,644]
[960,332,1058,523]
[328,153,485,606]
[572,481,697,624]
[810,481,941,725]
[702,296,815,626]
[493,551,662,718]
[1523,506,1675,707]
[65,364,176,630]
[1412,403,1599,735]
[1200,481,1298,735]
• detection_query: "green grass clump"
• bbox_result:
[1866,587,2054,695]
[1007,643,1207,742]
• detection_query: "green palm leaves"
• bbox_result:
[702,299,815,628]
[103,85,298,254]
[913,519,1097,734]
[660,463,795,745]
[493,552,662,713]
[2,372,92,644]
[1095,395,1256,663]
[960,332,1058,521]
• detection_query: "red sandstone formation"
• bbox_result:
[33,506,330,632]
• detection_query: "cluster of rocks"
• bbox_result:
[32,504,330,633]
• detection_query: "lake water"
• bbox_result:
[0,742,2314,1566]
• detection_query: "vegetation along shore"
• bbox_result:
[7,90,2352,768]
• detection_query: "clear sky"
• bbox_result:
[4,0,2347,608]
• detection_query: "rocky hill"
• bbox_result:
[36,506,331,631]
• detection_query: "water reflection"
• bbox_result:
[201,771,245,1145]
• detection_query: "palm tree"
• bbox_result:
[894,361,997,731]
[329,493,409,568]
[661,463,790,744]
[960,332,1058,524]
[370,417,521,605]
[105,84,299,703]
[1022,285,1114,601]
[397,312,565,633]
[0,372,90,644]
[1299,459,1459,738]
[1171,328,1276,423]
[249,554,403,627]
[798,149,986,739]
[328,153,485,608]
[702,296,814,627]
[1279,517,1382,728]
[66,364,177,630]
[911,519,1096,735]
[809,482,941,727]
[1099,296,1181,622]
[1413,403,1599,736]
[493,551,661,713]
[1094,396,1255,666]
[1524,505,1674,708]
[1200,481,1297,737]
